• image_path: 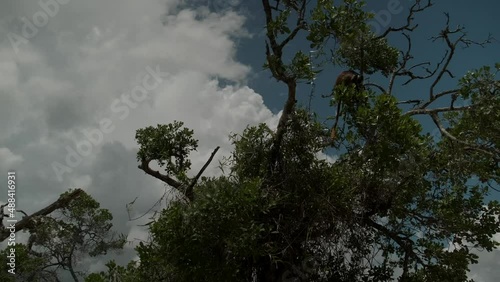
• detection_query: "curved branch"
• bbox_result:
[392,33,440,91]
[262,0,304,175]
[376,0,433,39]
[429,14,458,100]
[427,13,493,101]
[138,159,182,189]
[417,89,460,110]
[365,83,386,93]
[363,217,425,267]
[263,0,306,81]
[430,113,500,157]
[268,81,297,174]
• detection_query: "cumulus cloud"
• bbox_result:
[0,148,23,171]
[1,0,495,280]
[0,0,277,275]
[469,247,500,282]
[445,215,500,281]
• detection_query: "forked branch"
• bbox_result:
[138,146,221,201]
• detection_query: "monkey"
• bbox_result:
[335,70,363,91]
[331,70,364,140]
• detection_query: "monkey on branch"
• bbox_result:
[330,70,364,140]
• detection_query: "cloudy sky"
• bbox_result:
[0,0,498,280]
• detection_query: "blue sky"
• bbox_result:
[236,0,500,196]
[236,1,499,114]
[0,0,498,280]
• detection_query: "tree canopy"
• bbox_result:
[0,190,125,281]
[89,0,499,281]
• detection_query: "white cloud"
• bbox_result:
[316,151,337,164]
[469,247,500,282]
[0,0,277,276]
[0,148,24,170]
[6,1,496,281]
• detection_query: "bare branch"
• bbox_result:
[392,33,440,90]
[279,1,307,50]
[417,89,460,110]
[138,159,182,189]
[398,99,423,106]
[186,146,221,200]
[0,189,84,242]
[17,210,28,217]
[262,0,306,83]
[429,13,460,100]
[262,0,284,59]
[365,83,387,93]
[405,105,474,116]
[376,0,433,39]
[427,13,493,102]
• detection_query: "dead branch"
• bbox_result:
[394,13,497,160]
[428,13,493,101]
[390,33,439,93]
[376,0,433,40]
[0,188,84,242]
[138,158,182,189]
[138,146,220,202]
[186,146,220,201]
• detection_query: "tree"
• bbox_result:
[0,188,85,242]
[85,260,140,282]
[90,1,499,281]
[1,190,126,281]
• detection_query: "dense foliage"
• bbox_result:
[88,1,499,281]
[0,191,125,281]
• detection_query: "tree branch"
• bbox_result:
[391,32,439,93]
[405,105,474,116]
[0,189,84,242]
[138,159,182,189]
[186,146,220,201]
[365,83,386,94]
[363,217,425,267]
[376,0,433,39]
[262,0,306,175]
[416,89,460,110]
[430,112,500,157]
[268,81,297,174]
